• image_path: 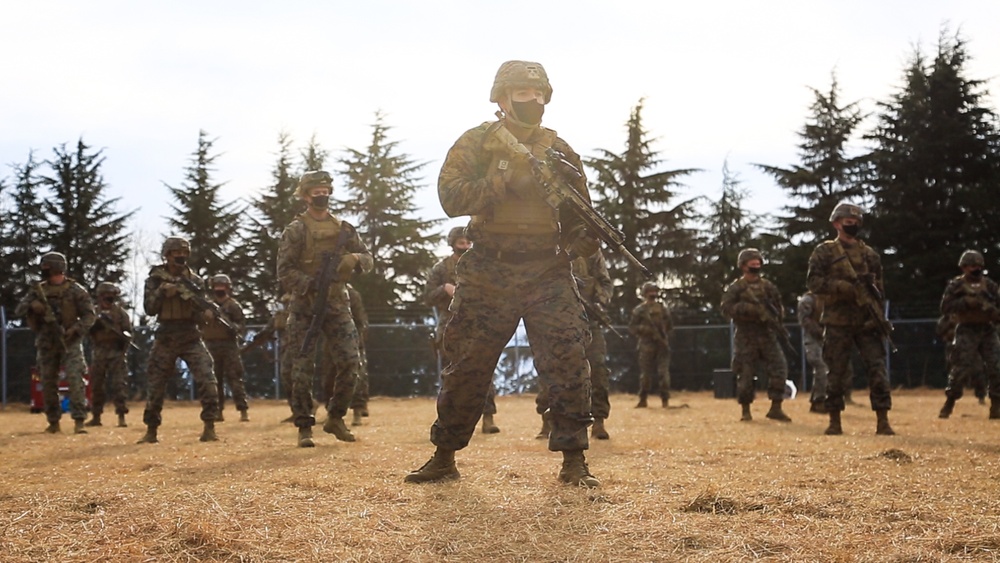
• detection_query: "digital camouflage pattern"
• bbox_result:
[319,285,370,413]
[940,273,1000,403]
[935,314,987,400]
[204,295,249,413]
[807,239,892,413]
[720,277,787,404]
[143,265,219,426]
[629,297,673,403]
[88,302,132,416]
[16,278,96,424]
[797,292,828,405]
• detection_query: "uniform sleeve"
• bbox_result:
[551,137,593,235]
[73,284,96,333]
[277,221,310,295]
[592,252,613,307]
[144,268,165,317]
[14,286,38,319]
[226,300,247,337]
[438,126,507,218]
[346,226,374,274]
[116,305,133,334]
[628,305,648,337]
[940,279,972,315]
[423,260,452,310]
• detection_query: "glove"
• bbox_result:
[160,282,179,298]
[30,300,46,314]
[337,254,360,278]
[567,228,600,258]
[202,309,216,323]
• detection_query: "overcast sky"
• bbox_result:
[3,1,998,252]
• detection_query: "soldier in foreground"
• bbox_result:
[629,282,674,409]
[16,252,96,434]
[204,274,250,422]
[720,249,791,423]
[86,282,132,428]
[797,291,828,413]
[938,250,1000,419]
[138,236,220,443]
[806,203,895,435]
[424,226,500,434]
[278,170,373,448]
[406,60,600,487]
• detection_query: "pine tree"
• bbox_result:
[585,99,700,321]
[41,139,134,292]
[164,130,244,282]
[333,112,441,320]
[756,74,866,305]
[865,31,1000,314]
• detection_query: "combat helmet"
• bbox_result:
[96,282,120,296]
[737,248,764,268]
[210,274,232,287]
[295,170,333,199]
[959,250,985,268]
[641,282,659,296]
[161,236,191,258]
[447,226,467,246]
[490,60,552,104]
[40,252,67,274]
[829,202,864,224]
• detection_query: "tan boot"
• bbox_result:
[215,410,225,422]
[661,397,669,408]
[44,421,61,434]
[558,450,600,488]
[481,414,500,434]
[323,416,356,442]
[351,409,363,427]
[592,418,610,440]
[740,403,752,422]
[535,412,551,439]
[297,427,315,448]
[825,410,843,435]
[239,409,250,422]
[766,400,792,422]
[635,394,648,408]
[137,426,158,444]
[939,397,956,419]
[85,413,102,427]
[73,420,88,434]
[990,399,1000,420]
[117,414,127,428]
[200,420,219,442]
[875,410,895,435]
[404,448,459,483]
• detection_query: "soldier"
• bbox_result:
[423,226,501,434]
[938,250,1000,419]
[85,282,132,428]
[628,282,673,409]
[346,284,371,426]
[278,170,373,448]
[137,236,220,444]
[15,252,96,434]
[936,313,988,405]
[204,274,250,422]
[806,202,895,435]
[797,291,828,413]
[721,249,791,423]
[406,60,600,487]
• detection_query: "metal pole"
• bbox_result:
[800,324,808,391]
[274,334,281,399]
[884,300,892,384]
[2,306,7,409]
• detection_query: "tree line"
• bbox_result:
[2,31,998,328]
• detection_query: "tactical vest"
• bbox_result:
[474,124,559,236]
[42,281,78,330]
[201,299,233,340]
[154,267,198,322]
[828,241,871,302]
[300,213,344,276]
[740,279,770,307]
[92,307,123,346]
[955,278,994,324]
[273,309,289,330]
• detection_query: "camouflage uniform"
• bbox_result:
[277,208,373,435]
[88,297,132,421]
[203,293,249,417]
[16,263,96,431]
[797,291,828,409]
[936,314,987,403]
[629,291,673,406]
[319,285,370,417]
[721,277,788,406]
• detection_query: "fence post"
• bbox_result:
[2,306,7,409]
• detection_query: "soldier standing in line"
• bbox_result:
[537,251,614,440]
[406,60,601,487]
[137,236,220,444]
[278,170,373,448]
[628,282,673,409]
[204,274,250,422]
[346,284,371,427]
[16,252,96,434]
[85,282,132,428]
[797,291,828,414]
[423,226,501,434]
[806,202,895,435]
[721,249,792,423]
[938,250,1000,419]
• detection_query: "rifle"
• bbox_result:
[580,300,625,341]
[35,283,68,352]
[95,312,140,350]
[489,124,652,279]
[240,328,274,354]
[830,253,897,353]
[299,226,353,358]
[173,276,236,335]
[640,307,671,349]
[736,284,795,357]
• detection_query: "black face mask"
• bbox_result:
[970,269,984,280]
[452,246,469,256]
[214,290,228,298]
[748,267,762,275]
[310,195,330,209]
[172,255,187,266]
[842,224,861,237]
[511,100,544,125]
[101,297,114,305]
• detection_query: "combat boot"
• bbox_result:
[117,414,127,428]
[297,427,315,448]
[875,410,895,435]
[200,420,219,442]
[323,416,356,442]
[824,410,842,435]
[766,400,792,422]
[239,409,250,422]
[990,400,1000,420]
[44,421,61,434]
[137,426,158,444]
[938,397,956,419]
[73,419,88,434]
[351,409,363,427]
[85,413,102,427]
[635,393,648,408]
[740,403,752,422]
[215,410,225,422]
[809,401,827,414]
[536,412,551,440]
[661,396,669,408]
[558,450,600,488]
[481,414,500,434]
[281,414,296,423]
[592,418,610,440]
[404,448,459,483]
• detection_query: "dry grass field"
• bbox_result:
[2,389,999,562]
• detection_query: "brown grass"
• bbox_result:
[2,389,999,562]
